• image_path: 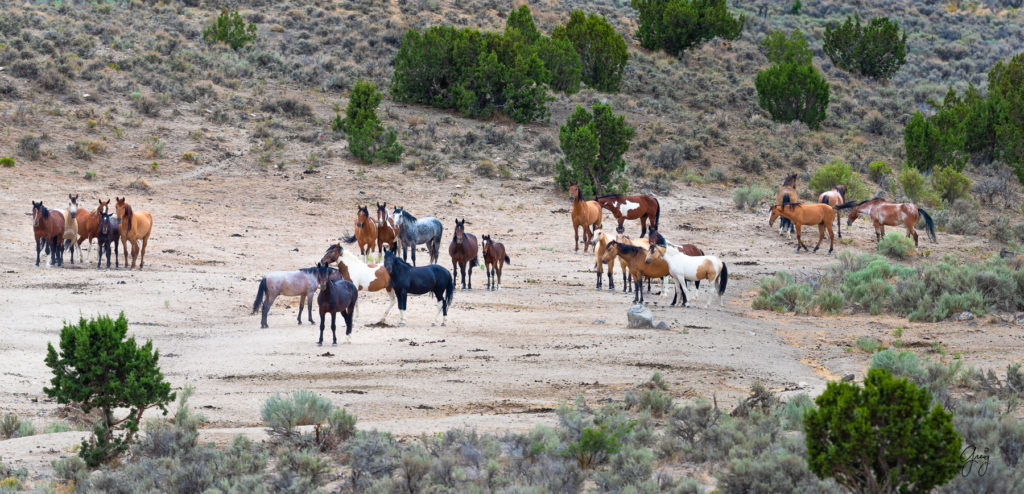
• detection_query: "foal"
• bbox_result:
[448,218,479,290]
[481,235,510,290]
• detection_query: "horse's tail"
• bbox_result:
[252,277,267,314]
[654,197,661,229]
[718,262,728,297]
[820,195,829,205]
[343,234,357,244]
[504,254,511,265]
[470,256,478,269]
[919,208,937,243]
[444,275,455,308]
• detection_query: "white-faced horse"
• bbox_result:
[646,243,728,308]
[320,243,399,323]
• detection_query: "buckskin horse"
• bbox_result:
[569,180,602,253]
[63,196,80,265]
[602,241,673,304]
[32,201,65,267]
[448,218,479,290]
[595,193,660,238]
[838,198,936,247]
[768,202,836,254]
[818,185,847,238]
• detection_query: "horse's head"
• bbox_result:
[391,207,404,226]
[768,205,780,226]
[454,219,465,244]
[383,247,396,272]
[783,173,798,187]
[99,199,110,215]
[315,263,331,289]
[67,196,78,219]
[115,197,126,219]
[834,184,848,199]
[32,201,43,227]
[98,212,112,236]
[568,181,579,202]
[645,244,662,265]
[615,225,625,235]
[847,207,860,226]
[377,202,387,223]
[482,235,491,255]
[602,241,619,264]
[321,243,341,267]
[356,206,369,229]
[69,194,79,207]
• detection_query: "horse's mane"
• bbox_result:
[398,209,417,223]
[300,266,319,274]
[855,197,886,207]
[595,194,621,201]
[123,205,134,232]
[615,242,643,256]
[37,204,50,218]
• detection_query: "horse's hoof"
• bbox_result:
[317,342,323,346]
[441,322,446,327]
[431,323,437,327]
[332,343,338,347]
[398,322,406,327]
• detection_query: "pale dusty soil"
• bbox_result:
[0,148,1020,478]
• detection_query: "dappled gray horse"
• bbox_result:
[391,207,443,266]
[252,266,341,328]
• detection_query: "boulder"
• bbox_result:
[655,321,670,330]
[627,304,653,329]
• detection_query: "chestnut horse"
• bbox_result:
[768,203,835,254]
[481,234,511,291]
[838,198,936,247]
[569,181,602,253]
[344,206,378,262]
[71,196,103,263]
[320,243,398,324]
[115,197,153,269]
[775,173,798,237]
[595,193,660,238]
[603,241,673,304]
[32,201,65,267]
[818,185,847,238]
[376,202,400,258]
[448,218,479,290]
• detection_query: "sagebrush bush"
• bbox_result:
[262,389,355,450]
[731,185,772,210]
[868,160,892,182]
[17,135,41,160]
[812,289,844,314]
[0,413,34,440]
[755,62,830,130]
[931,165,972,203]
[898,165,940,205]
[877,232,915,259]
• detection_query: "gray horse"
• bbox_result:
[391,207,443,266]
[252,266,341,328]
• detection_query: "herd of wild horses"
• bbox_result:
[32,173,937,345]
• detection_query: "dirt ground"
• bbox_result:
[0,154,1020,477]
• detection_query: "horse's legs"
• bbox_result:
[432,298,443,326]
[660,276,669,297]
[113,239,119,269]
[496,264,502,290]
[297,293,306,325]
[262,293,277,329]
[397,292,408,326]
[342,309,353,344]
[318,311,326,346]
[410,243,417,267]
[467,260,472,290]
[795,224,805,253]
[827,223,835,254]
[139,236,148,269]
[813,224,824,253]
[35,237,42,266]
[836,210,842,239]
[122,237,130,267]
[379,290,397,324]
[574,224,580,252]
[330,312,338,346]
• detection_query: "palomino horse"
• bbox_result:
[768,203,836,254]
[344,206,377,262]
[603,241,673,304]
[314,264,358,346]
[775,173,798,237]
[569,180,602,253]
[838,198,936,247]
[32,201,65,267]
[376,202,400,258]
[595,193,660,238]
[448,218,479,290]
[646,243,728,308]
[320,243,398,323]
[115,197,153,269]
[593,229,631,291]
[391,207,443,266]
[382,248,455,327]
[481,235,510,291]
[63,196,79,265]
[252,266,341,328]
[818,185,847,238]
[96,211,119,269]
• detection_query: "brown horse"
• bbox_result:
[115,197,153,269]
[775,173,798,237]
[838,198,936,247]
[481,234,510,291]
[375,202,400,258]
[71,196,102,263]
[818,185,847,239]
[448,218,479,290]
[594,193,660,238]
[569,180,602,253]
[32,201,65,267]
[320,243,398,324]
[603,241,672,304]
[344,205,377,262]
[768,203,835,254]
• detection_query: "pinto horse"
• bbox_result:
[115,197,153,270]
[344,206,377,262]
[595,194,660,238]
[647,226,705,291]
[252,266,341,328]
[569,181,602,253]
[838,198,936,247]
[391,207,443,266]
[314,263,358,346]
[376,202,400,257]
[775,174,798,238]
[63,196,80,265]
[320,243,398,323]
[383,248,455,327]
[768,203,835,254]
[818,185,847,238]
[646,243,727,308]
[448,219,479,290]
[96,211,120,269]
[32,201,65,267]
[481,235,510,291]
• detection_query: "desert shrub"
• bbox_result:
[0,157,13,168]
[946,199,980,235]
[632,0,745,57]
[931,165,972,203]
[855,337,881,354]
[990,216,1013,243]
[667,399,738,462]
[808,159,870,202]
[823,14,907,80]
[759,29,812,66]
[812,288,844,314]
[334,80,402,164]
[752,271,813,313]
[705,167,727,183]
[51,456,87,483]
[842,257,914,315]
[718,434,841,494]
[44,313,175,467]
[262,389,356,450]
[731,185,772,210]
[756,62,829,129]
[17,135,41,160]
[554,11,628,92]
[898,165,940,205]
[131,92,160,117]
[566,424,622,470]
[345,430,400,491]
[867,160,892,182]
[554,103,634,197]
[0,413,34,439]
[261,98,312,119]
[878,232,915,259]
[625,373,674,418]
[778,394,814,431]
[274,447,332,490]
[68,139,94,160]
[203,9,257,50]
[805,368,962,493]
[594,445,655,491]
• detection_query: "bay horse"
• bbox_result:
[376,202,400,258]
[114,197,153,270]
[838,198,936,247]
[768,203,835,254]
[252,266,341,328]
[383,248,455,327]
[593,229,631,291]
[594,193,660,238]
[63,196,79,265]
[319,243,398,323]
[32,201,65,267]
[391,207,443,266]
[603,241,673,304]
[96,211,120,269]
[818,185,847,238]
[72,196,103,263]
[314,263,358,346]
[448,218,479,290]
[775,173,798,238]
[569,180,602,253]
[481,235,510,291]
[344,206,378,262]
[646,243,728,308]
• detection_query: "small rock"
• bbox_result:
[953,311,975,322]
[797,381,808,389]
[655,321,669,330]
[592,318,606,325]
[842,374,855,382]
[627,304,653,329]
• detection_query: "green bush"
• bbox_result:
[898,165,939,205]
[507,5,581,94]
[823,14,907,80]
[334,80,403,164]
[805,369,962,493]
[867,160,891,182]
[854,337,881,354]
[752,271,814,314]
[755,62,830,129]
[202,9,257,51]
[0,157,13,167]
[808,159,870,202]
[878,232,915,259]
[931,165,972,203]
[555,103,635,197]
[554,10,628,92]
[566,425,622,470]
[44,313,175,467]
[632,0,745,57]
[759,29,812,66]
[812,289,844,314]
[732,185,773,210]
[989,52,1024,182]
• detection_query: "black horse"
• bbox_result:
[315,263,358,346]
[96,212,120,269]
[383,248,455,327]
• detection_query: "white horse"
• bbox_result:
[647,243,728,308]
[337,249,398,323]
